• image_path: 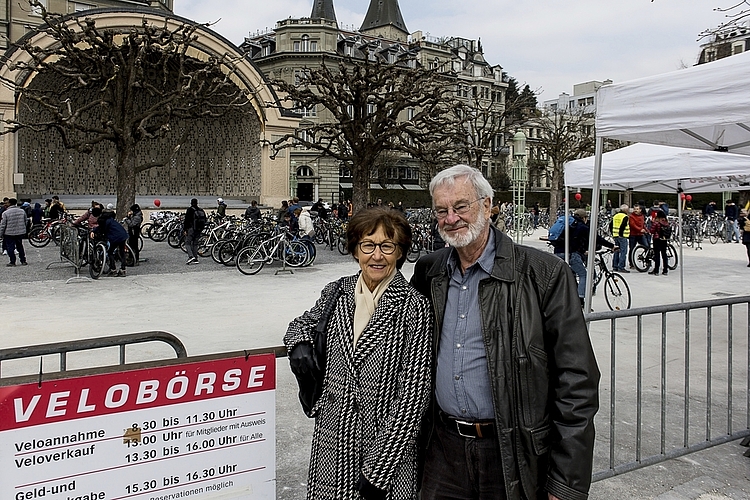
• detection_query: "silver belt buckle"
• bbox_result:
[454,419,476,439]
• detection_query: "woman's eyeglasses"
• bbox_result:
[359,241,397,255]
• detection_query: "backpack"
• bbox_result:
[548,215,573,241]
[193,207,207,231]
[659,223,672,240]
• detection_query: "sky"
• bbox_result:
[173,0,733,101]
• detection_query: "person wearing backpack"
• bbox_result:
[183,198,205,265]
[648,210,671,276]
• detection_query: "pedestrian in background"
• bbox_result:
[124,204,143,264]
[245,200,261,220]
[611,204,630,273]
[216,197,227,218]
[0,198,28,267]
[739,209,750,267]
[648,210,671,276]
[183,198,204,265]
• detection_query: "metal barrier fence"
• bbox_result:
[585,295,750,481]
[0,331,187,378]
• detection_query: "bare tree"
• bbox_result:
[698,1,750,38]
[267,57,462,212]
[0,2,252,216]
[453,77,538,184]
[533,108,595,210]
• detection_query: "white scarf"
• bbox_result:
[353,269,397,347]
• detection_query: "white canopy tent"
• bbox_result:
[565,143,750,192]
[579,52,750,310]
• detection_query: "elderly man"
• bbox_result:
[411,164,600,500]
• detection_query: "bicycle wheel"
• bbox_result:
[284,241,309,267]
[51,224,63,246]
[89,243,107,279]
[140,222,153,240]
[197,235,211,257]
[167,228,183,248]
[604,273,631,311]
[236,246,265,275]
[211,239,228,264]
[632,245,652,272]
[151,224,168,242]
[708,231,718,245]
[220,240,241,266]
[666,244,678,270]
[28,226,51,247]
[406,241,421,263]
[124,244,136,267]
[337,235,348,255]
[303,240,317,266]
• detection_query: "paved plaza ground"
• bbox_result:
[1,225,748,499]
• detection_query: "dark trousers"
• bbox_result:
[109,240,126,271]
[421,414,506,500]
[653,239,668,273]
[5,235,26,264]
[128,229,140,262]
[185,228,198,259]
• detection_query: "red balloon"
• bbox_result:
[680,193,686,200]
[686,194,692,202]
[574,193,582,201]
[153,199,161,207]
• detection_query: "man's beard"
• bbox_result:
[438,212,490,248]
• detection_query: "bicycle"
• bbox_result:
[88,238,135,279]
[28,217,68,247]
[631,241,678,273]
[235,229,309,275]
[593,249,632,311]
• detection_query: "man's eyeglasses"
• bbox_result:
[359,241,398,255]
[433,197,486,220]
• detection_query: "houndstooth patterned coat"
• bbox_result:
[284,271,433,500]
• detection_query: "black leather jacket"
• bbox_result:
[410,228,600,500]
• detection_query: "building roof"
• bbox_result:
[310,0,337,23]
[360,0,408,35]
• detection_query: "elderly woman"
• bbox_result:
[284,207,433,500]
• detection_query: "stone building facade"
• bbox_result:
[0,5,298,207]
[242,0,508,205]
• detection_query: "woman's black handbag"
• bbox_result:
[289,279,343,417]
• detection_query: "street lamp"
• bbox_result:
[511,130,527,244]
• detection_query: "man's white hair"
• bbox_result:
[429,164,494,206]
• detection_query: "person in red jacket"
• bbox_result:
[648,210,671,276]
[628,204,648,269]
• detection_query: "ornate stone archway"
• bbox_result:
[0,8,298,207]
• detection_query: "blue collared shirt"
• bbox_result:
[435,230,497,420]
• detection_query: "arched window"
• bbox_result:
[297,165,314,177]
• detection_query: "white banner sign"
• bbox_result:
[0,354,276,500]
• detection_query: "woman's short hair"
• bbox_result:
[346,207,412,269]
[429,164,494,204]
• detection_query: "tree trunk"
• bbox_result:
[548,162,563,213]
[351,159,373,215]
[116,147,136,219]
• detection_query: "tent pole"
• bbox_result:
[584,137,604,313]
[677,181,684,303]
[565,186,570,263]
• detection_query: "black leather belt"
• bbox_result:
[439,410,495,439]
